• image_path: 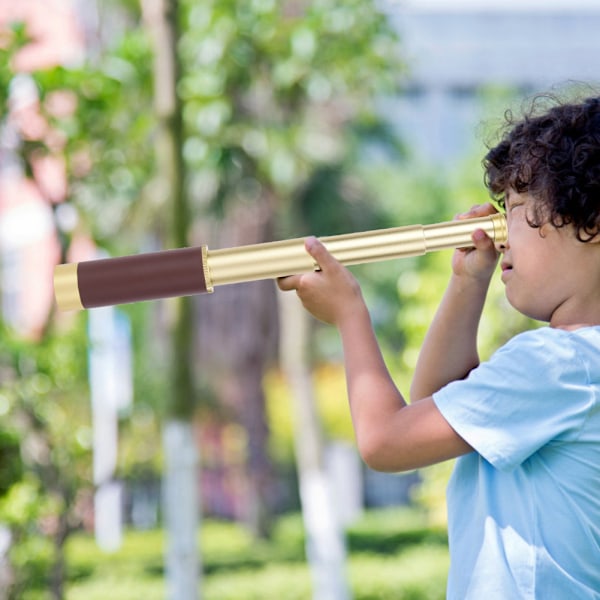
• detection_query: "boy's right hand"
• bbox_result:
[277,236,366,326]
[452,203,501,282]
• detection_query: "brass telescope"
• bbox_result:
[54,213,507,311]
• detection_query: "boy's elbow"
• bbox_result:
[409,382,431,405]
[408,384,419,405]
[356,430,407,473]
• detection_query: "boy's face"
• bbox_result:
[500,191,600,327]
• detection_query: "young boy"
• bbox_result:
[278,95,600,598]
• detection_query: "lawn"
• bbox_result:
[63,508,448,600]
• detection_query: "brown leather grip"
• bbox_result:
[77,246,209,308]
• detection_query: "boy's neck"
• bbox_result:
[554,323,600,331]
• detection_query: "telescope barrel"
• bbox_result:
[54,213,507,311]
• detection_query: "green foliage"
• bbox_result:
[178,0,403,229]
[347,507,446,553]
[3,528,55,598]
[265,365,356,463]
[348,546,448,600]
[0,428,23,496]
[0,321,92,594]
[0,21,30,111]
[64,509,448,600]
[29,27,155,247]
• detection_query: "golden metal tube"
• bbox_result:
[54,213,507,311]
[206,213,507,286]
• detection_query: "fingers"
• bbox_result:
[471,227,495,250]
[277,236,337,292]
[304,236,338,271]
[277,274,301,291]
[455,203,500,251]
[455,202,497,220]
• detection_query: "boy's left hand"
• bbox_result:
[452,203,501,282]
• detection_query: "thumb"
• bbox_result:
[472,228,495,250]
[305,236,337,270]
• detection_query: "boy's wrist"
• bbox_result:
[336,296,370,330]
[448,272,493,304]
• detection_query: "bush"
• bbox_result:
[65,509,448,600]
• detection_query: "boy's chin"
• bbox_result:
[505,294,552,323]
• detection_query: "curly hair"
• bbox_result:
[483,94,600,242]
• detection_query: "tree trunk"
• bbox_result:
[194,201,278,538]
[163,421,200,598]
[141,0,201,597]
[0,525,13,600]
[49,508,69,600]
[277,290,350,600]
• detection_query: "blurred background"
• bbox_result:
[0,0,598,598]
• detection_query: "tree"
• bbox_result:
[0,323,91,599]
[278,291,350,600]
[141,0,200,597]
[178,0,403,596]
[0,22,92,599]
[2,2,405,596]
[0,10,154,598]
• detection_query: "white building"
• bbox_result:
[385,1,600,165]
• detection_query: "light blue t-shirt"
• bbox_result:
[433,326,600,599]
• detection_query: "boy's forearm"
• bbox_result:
[410,273,490,401]
[337,304,407,450]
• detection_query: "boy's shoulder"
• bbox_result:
[504,324,600,346]
[498,325,600,374]
[499,326,555,353]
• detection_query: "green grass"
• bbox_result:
[61,508,448,600]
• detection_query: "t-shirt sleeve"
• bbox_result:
[432,329,594,471]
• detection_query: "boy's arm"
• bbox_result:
[411,205,500,401]
[278,237,474,472]
[277,204,500,472]
[335,299,473,471]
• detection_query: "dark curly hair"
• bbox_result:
[483,94,600,242]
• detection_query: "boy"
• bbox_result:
[278,95,600,598]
